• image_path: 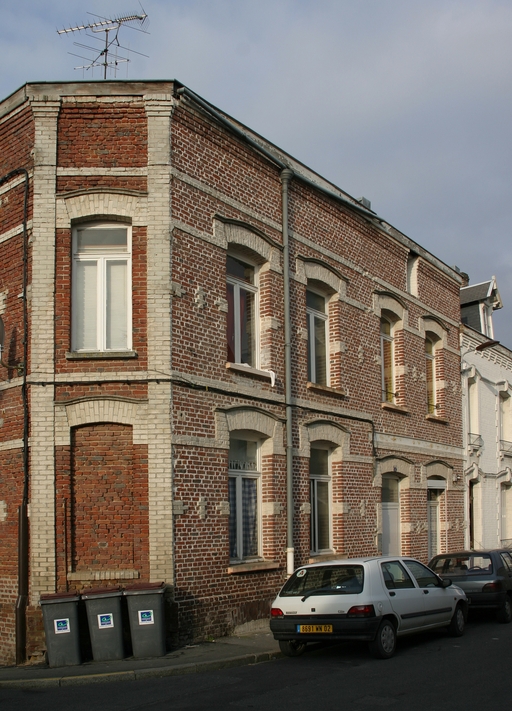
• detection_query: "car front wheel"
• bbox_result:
[448,604,465,637]
[279,639,307,657]
[497,596,512,624]
[368,619,396,659]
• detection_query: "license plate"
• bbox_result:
[296,624,333,633]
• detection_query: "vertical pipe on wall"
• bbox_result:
[281,169,294,576]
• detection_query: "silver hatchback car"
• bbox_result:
[270,556,468,659]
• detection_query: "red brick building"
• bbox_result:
[0,81,465,665]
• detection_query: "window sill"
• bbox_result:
[307,382,346,397]
[66,350,138,360]
[425,414,449,424]
[381,402,409,414]
[225,362,274,382]
[227,560,280,574]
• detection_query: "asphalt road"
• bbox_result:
[2,612,510,710]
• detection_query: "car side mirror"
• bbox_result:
[440,577,451,588]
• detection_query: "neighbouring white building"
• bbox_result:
[460,276,512,549]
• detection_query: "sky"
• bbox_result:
[2,0,511,345]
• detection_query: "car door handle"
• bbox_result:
[423,590,429,594]
[389,591,396,596]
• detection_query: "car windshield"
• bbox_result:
[280,565,364,597]
[430,554,493,575]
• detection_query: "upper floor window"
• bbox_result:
[425,336,437,414]
[226,255,257,367]
[307,289,328,386]
[310,447,331,554]
[228,437,260,561]
[380,317,394,403]
[500,393,512,450]
[72,223,131,352]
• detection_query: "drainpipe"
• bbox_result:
[281,169,294,576]
[0,168,30,665]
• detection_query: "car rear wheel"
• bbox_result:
[279,640,307,657]
[497,596,512,624]
[448,604,465,636]
[368,619,396,659]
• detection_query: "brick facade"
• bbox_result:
[0,80,465,664]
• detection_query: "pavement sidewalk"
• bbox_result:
[0,624,282,689]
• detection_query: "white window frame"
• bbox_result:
[309,446,332,554]
[306,288,328,386]
[228,437,262,562]
[425,335,439,414]
[72,222,132,352]
[226,255,259,367]
[380,317,395,403]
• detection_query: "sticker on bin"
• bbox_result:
[138,609,154,625]
[54,618,71,634]
[97,613,114,629]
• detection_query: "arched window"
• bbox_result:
[425,335,438,414]
[72,222,132,352]
[306,289,328,386]
[226,254,258,366]
[380,317,395,403]
[228,436,261,561]
[309,446,331,553]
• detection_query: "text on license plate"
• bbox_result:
[296,624,333,633]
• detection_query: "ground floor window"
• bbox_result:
[310,447,331,553]
[228,438,260,560]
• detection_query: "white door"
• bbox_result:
[382,476,400,555]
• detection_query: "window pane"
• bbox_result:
[426,353,435,413]
[242,478,258,557]
[77,227,127,252]
[310,448,328,476]
[74,261,97,350]
[306,290,325,313]
[227,255,253,284]
[106,260,128,349]
[228,477,237,559]
[240,288,255,366]
[314,316,327,385]
[316,480,330,550]
[226,282,235,362]
[229,439,257,470]
[381,335,393,402]
[382,476,399,503]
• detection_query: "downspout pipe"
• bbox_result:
[281,169,295,576]
[0,168,30,665]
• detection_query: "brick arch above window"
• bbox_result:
[215,406,285,456]
[419,315,448,347]
[299,420,349,462]
[373,291,407,327]
[422,460,454,488]
[374,456,414,488]
[55,396,149,446]
[214,218,281,273]
[295,258,347,299]
[56,189,148,228]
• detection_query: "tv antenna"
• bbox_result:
[57,7,149,79]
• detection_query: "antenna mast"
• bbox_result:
[57,8,149,79]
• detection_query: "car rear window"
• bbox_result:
[279,565,364,597]
[430,554,493,575]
